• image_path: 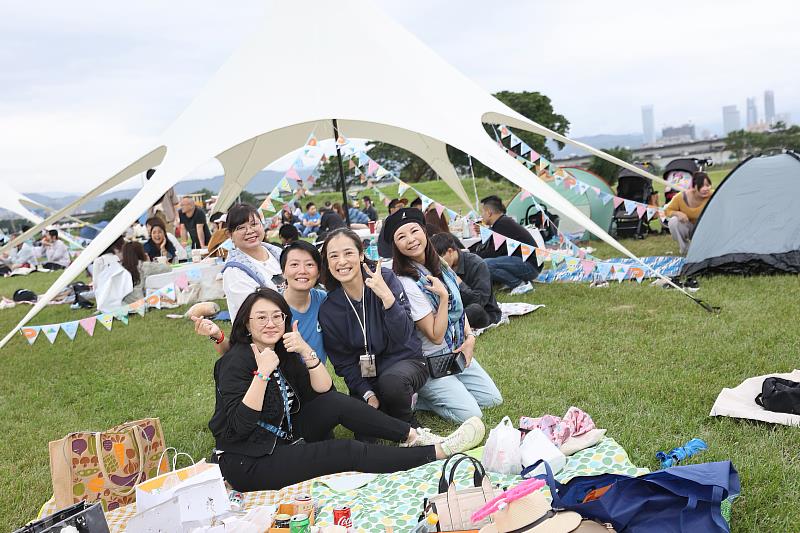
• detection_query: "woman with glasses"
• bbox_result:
[209,287,485,491]
[384,208,502,423]
[197,240,328,365]
[221,203,284,321]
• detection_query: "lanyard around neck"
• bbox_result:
[344,288,369,354]
[257,370,293,440]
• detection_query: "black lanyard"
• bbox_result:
[256,371,293,440]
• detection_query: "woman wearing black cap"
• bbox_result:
[384,208,502,423]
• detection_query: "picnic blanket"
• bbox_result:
[710,369,800,426]
[536,255,685,283]
[474,302,544,336]
[37,437,645,532]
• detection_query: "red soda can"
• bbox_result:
[333,505,352,527]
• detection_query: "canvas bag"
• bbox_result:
[49,418,167,511]
[531,459,740,533]
[427,454,502,531]
[755,377,800,415]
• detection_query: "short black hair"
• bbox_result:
[692,172,711,190]
[229,287,293,347]
[324,201,332,207]
[362,195,372,203]
[48,229,59,238]
[280,239,322,271]
[278,224,300,243]
[209,212,225,225]
[305,201,316,210]
[480,195,506,214]
[410,197,422,208]
[430,232,460,256]
[226,203,261,233]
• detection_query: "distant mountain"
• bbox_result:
[18,170,285,216]
[549,133,644,160]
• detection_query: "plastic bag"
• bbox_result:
[482,416,522,475]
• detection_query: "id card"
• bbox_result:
[359,353,377,378]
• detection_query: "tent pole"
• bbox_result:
[331,118,351,227]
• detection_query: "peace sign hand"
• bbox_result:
[364,260,396,308]
[282,320,313,359]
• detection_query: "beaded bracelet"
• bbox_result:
[254,371,271,382]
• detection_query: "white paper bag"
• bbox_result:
[520,429,567,477]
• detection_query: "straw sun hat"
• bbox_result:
[478,491,582,533]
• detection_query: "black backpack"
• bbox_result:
[12,289,37,303]
[755,377,800,415]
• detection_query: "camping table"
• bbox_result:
[144,261,225,301]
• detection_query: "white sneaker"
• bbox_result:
[403,427,445,447]
[509,281,534,295]
[440,417,486,457]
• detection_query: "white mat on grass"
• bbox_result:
[474,302,544,336]
[710,369,800,426]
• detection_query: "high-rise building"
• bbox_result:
[641,105,655,145]
[723,105,741,135]
[746,97,758,128]
[764,90,775,124]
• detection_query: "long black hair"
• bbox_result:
[229,287,294,355]
[320,227,375,290]
[390,221,442,281]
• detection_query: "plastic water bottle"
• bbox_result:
[413,513,438,533]
[365,238,379,261]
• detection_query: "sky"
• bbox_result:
[1,0,797,194]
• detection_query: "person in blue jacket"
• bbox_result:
[318,228,428,425]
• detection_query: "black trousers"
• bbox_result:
[366,358,429,425]
[42,262,66,270]
[218,391,436,492]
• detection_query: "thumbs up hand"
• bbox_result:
[282,320,313,359]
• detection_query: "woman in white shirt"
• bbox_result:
[383,208,502,423]
[221,203,283,321]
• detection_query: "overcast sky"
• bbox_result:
[1,0,797,193]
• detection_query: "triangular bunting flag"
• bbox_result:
[434,203,445,217]
[375,165,390,178]
[446,208,459,222]
[367,159,379,176]
[565,257,581,272]
[548,163,558,174]
[534,247,548,266]
[479,226,493,244]
[61,321,80,340]
[420,195,433,211]
[42,324,60,344]
[509,134,521,149]
[646,207,656,220]
[348,159,356,169]
[636,205,647,219]
[520,244,533,263]
[551,252,563,266]
[491,232,506,250]
[98,313,114,331]
[600,192,613,206]
[612,196,624,209]
[575,182,589,196]
[259,197,275,212]
[397,181,410,196]
[581,260,596,276]
[614,264,629,282]
[285,166,301,182]
[506,239,521,256]
[591,186,601,196]
[520,190,531,200]
[629,267,645,283]
[623,200,637,215]
[519,144,530,156]
[114,311,129,325]
[553,174,564,186]
[79,316,97,337]
[175,273,189,291]
[528,149,540,163]
[596,262,612,279]
[499,126,510,138]
[21,326,40,345]
[336,135,347,146]
[279,177,293,192]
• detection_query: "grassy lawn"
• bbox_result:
[2,175,798,531]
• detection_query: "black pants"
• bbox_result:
[366,359,429,425]
[218,391,436,491]
[42,262,66,270]
[0,265,10,275]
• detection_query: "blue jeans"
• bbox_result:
[484,256,538,289]
[416,358,503,423]
[300,225,318,237]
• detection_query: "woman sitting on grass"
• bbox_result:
[317,228,431,426]
[385,208,503,423]
[119,241,170,304]
[208,287,485,491]
[143,217,177,264]
[196,240,328,366]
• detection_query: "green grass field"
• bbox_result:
[2,174,799,531]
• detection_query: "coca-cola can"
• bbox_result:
[333,505,352,527]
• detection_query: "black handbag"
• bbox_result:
[13,501,109,533]
[755,377,800,415]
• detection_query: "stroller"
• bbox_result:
[662,158,712,203]
[522,203,560,243]
[611,163,655,239]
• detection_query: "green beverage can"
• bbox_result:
[289,513,310,533]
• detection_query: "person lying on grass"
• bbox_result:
[385,208,503,424]
[207,287,485,491]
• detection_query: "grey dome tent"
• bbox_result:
[682,151,800,276]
